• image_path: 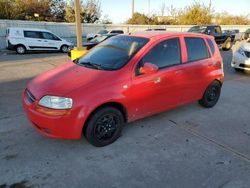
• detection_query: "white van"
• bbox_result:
[6,27,73,54]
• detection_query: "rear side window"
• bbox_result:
[206,38,215,55]
[140,38,181,69]
[24,31,42,39]
[185,37,209,62]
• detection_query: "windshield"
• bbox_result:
[188,26,207,33]
[98,30,108,35]
[77,36,149,70]
[90,35,108,43]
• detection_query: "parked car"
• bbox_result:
[188,25,232,50]
[86,29,124,41]
[67,33,118,58]
[223,29,242,42]
[241,28,250,40]
[6,27,73,54]
[23,32,224,147]
[231,40,250,71]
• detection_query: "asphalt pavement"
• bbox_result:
[0,42,250,188]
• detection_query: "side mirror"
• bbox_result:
[139,63,158,75]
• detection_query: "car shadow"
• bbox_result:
[0,50,68,62]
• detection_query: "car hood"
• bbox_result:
[27,62,109,99]
[241,42,250,51]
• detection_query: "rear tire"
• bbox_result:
[199,81,221,108]
[85,107,124,147]
[60,45,69,53]
[16,45,26,54]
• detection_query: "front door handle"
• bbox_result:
[154,77,161,84]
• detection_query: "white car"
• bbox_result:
[86,29,124,41]
[231,40,250,71]
[6,27,73,54]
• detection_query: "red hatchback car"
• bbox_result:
[23,32,224,147]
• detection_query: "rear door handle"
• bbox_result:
[208,63,214,67]
[44,40,48,42]
[154,77,161,84]
[37,40,42,42]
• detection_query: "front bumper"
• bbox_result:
[231,57,250,71]
[22,90,86,139]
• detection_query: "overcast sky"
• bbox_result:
[98,0,250,23]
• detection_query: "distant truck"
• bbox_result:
[188,25,232,51]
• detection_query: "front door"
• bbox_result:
[41,32,62,50]
[129,37,183,120]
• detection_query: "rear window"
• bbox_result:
[185,37,210,62]
[24,31,42,39]
[214,26,222,34]
[206,38,215,55]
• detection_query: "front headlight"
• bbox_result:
[39,96,73,109]
[238,47,245,57]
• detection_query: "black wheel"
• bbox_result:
[85,107,124,147]
[16,45,26,54]
[60,45,69,53]
[199,81,221,108]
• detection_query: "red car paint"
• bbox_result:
[23,32,224,139]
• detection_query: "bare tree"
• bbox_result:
[159,2,166,16]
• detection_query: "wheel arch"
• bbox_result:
[15,43,27,49]
[82,101,128,135]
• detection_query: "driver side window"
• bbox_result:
[136,38,181,75]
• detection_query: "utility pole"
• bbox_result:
[74,0,83,50]
[132,0,134,17]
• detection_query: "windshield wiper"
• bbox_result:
[78,61,104,70]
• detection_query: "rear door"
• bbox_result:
[179,36,212,104]
[130,37,183,119]
[23,30,44,50]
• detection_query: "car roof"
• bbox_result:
[7,27,50,32]
[126,31,213,40]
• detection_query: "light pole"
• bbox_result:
[74,0,83,50]
[148,0,150,17]
[70,0,87,61]
[132,0,134,17]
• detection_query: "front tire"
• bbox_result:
[85,107,124,147]
[16,45,26,54]
[60,45,69,53]
[199,81,221,108]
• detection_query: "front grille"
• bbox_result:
[244,51,250,58]
[26,90,36,103]
[239,64,250,68]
